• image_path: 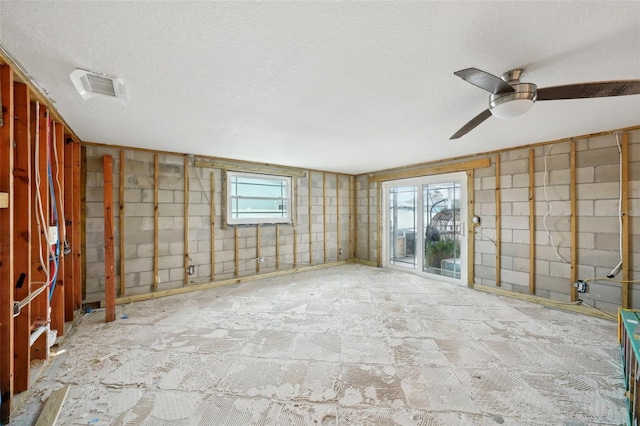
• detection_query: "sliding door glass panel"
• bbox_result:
[389,186,417,268]
[423,182,461,278]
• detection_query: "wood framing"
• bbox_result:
[194,158,306,177]
[308,171,312,265]
[529,149,535,294]
[368,158,491,183]
[349,176,356,259]
[63,134,74,322]
[13,82,31,393]
[184,156,189,286]
[34,384,70,426]
[0,64,15,423]
[72,141,81,309]
[495,154,501,287]
[621,133,630,308]
[467,170,475,287]
[570,141,578,302]
[276,224,280,269]
[376,183,382,266]
[210,171,215,279]
[293,229,298,268]
[103,155,115,323]
[49,123,65,336]
[336,174,340,260]
[367,180,371,261]
[323,172,327,263]
[234,226,239,277]
[153,154,159,291]
[256,225,261,273]
[119,150,125,296]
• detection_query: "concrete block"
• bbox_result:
[577,200,593,216]
[595,164,622,183]
[125,230,154,245]
[169,241,184,255]
[475,190,495,203]
[577,182,620,200]
[586,281,621,306]
[512,230,529,244]
[577,146,620,168]
[595,233,622,251]
[501,216,529,230]
[534,274,567,293]
[512,256,529,272]
[576,232,595,250]
[512,173,529,188]
[536,215,570,232]
[535,153,569,171]
[578,249,622,269]
[576,166,595,184]
[124,217,143,232]
[594,199,621,217]
[587,134,616,150]
[501,188,529,202]
[511,202,530,216]
[535,200,571,216]
[500,159,528,176]
[124,257,153,274]
[500,175,512,189]
[549,261,571,279]
[534,185,569,201]
[579,216,619,233]
[501,269,529,287]
[506,149,529,161]
[502,242,529,258]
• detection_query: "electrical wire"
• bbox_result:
[474,228,497,248]
[542,144,570,263]
[34,102,52,289]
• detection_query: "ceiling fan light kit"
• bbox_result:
[450,67,640,139]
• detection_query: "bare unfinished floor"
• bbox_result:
[11,264,626,425]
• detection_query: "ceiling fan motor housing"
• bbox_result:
[489,82,537,118]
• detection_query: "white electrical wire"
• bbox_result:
[34,102,52,288]
[52,125,66,244]
[542,144,569,263]
[474,228,497,248]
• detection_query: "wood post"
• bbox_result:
[119,150,125,296]
[323,172,327,263]
[13,82,31,393]
[49,123,65,336]
[467,170,475,287]
[275,224,280,269]
[367,180,371,261]
[234,226,239,277]
[63,135,74,321]
[0,64,15,424]
[336,175,340,260]
[153,154,159,291]
[308,171,312,265]
[621,133,630,308]
[210,171,215,279]
[184,157,189,285]
[570,141,578,302]
[72,141,81,309]
[103,156,115,323]
[495,154,501,287]
[256,225,261,273]
[377,183,382,266]
[529,149,535,294]
[349,176,356,259]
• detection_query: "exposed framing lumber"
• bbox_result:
[293,229,298,268]
[103,155,115,323]
[323,172,327,263]
[234,226,239,277]
[0,64,15,424]
[529,149,535,294]
[194,158,306,177]
[349,176,356,259]
[367,180,371,261]
[570,140,578,302]
[210,171,215,279]
[467,170,475,287]
[368,158,491,183]
[276,224,280,269]
[256,225,261,273]
[495,154,502,287]
[153,154,159,291]
[376,183,382,266]
[50,123,65,336]
[308,171,313,265]
[184,157,190,286]
[621,133,630,308]
[336,174,340,260]
[73,142,82,309]
[13,82,31,393]
[30,103,49,361]
[34,385,70,426]
[119,150,125,296]
[63,135,74,322]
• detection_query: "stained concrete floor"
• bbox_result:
[11,264,626,425]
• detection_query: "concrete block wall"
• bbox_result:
[355,175,379,263]
[84,147,351,303]
[360,128,640,312]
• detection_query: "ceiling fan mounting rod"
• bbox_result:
[502,69,525,84]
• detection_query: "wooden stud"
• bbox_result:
[103,155,115,323]
[368,158,491,183]
[377,183,382,266]
[184,157,189,285]
[621,133,630,309]
[119,150,125,296]
[30,103,49,361]
[467,170,475,287]
[63,134,74,322]
[73,142,82,309]
[276,224,280,269]
[367,180,371,261]
[194,158,306,177]
[234,226,239,277]
[336,174,340,260]
[0,64,15,423]
[49,123,65,337]
[13,82,31,393]
[34,384,70,426]
[349,176,356,259]
[570,140,578,302]
[153,154,159,291]
[495,154,501,287]
[293,229,298,268]
[308,171,312,265]
[256,225,261,273]
[529,149,535,294]
[210,171,215,280]
[323,172,327,263]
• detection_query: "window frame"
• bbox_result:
[225,170,294,226]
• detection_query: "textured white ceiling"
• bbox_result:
[1,1,639,174]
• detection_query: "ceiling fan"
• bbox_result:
[450,67,640,139]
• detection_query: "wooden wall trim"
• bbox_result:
[103,155,115,323]
[368,158,491,183]
[495,154,501,287]
[621,133,630,308]
[529,149,535,294]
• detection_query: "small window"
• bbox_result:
[226,171,293,225]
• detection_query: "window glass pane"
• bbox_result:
[227,172,292,224]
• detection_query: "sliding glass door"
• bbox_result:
[384,172,467,283]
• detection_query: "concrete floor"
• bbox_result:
[11,264,626,425]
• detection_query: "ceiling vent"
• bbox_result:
[70,69,127,103]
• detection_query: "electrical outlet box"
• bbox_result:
[258,257,265,264]
[187,265,195,276]
[575,280,587,293]
[48,226,59,244]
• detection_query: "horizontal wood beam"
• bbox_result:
[195,159,307,177]
[368,158,491,182]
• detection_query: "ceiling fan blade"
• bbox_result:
[454,68,515,94]
[450,109,492,140]
[537,80,640,100]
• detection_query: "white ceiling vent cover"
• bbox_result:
[70,69,127,103]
